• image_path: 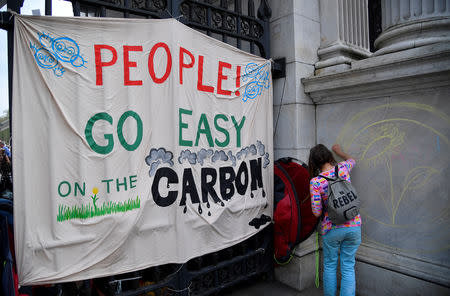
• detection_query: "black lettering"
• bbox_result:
[235,161,249,195]
[152,167,178,207]
[180,168,200,206]
[220,166,236,200]
[342,195,349,205]
[338,197,345,207]
[201,167,221,203]
[250,158,263,190]
[333,199,339,209]
[347,192,354,202]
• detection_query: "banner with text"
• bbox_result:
[13,15,273,285]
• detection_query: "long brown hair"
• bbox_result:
[308,144,336,178]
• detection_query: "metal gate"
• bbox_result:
[0,1,280,295]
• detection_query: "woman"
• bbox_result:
[0,148,12,194]
[309,144,361,296]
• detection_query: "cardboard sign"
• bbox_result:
[12,15,273,284]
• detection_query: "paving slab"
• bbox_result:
[222,280,322,296]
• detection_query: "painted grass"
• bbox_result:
[57,196,141,222]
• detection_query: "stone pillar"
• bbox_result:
[270,0,319,163]
[375,0,450,55]
[270,0,321,291]
[315,0,371,75]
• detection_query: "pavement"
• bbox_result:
[222,279,323,296]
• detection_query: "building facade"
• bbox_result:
[271,0,450,295]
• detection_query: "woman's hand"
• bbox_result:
[332,144,353,160]
[332,144,342,154]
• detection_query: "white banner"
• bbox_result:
[12,15,273,285]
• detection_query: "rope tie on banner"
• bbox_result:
[165,263,185,279]
[7,9,18,21]
[273,73,287,138]
[164,9,183,20]
[166,282,192,295]
[108,264,187,294]
[315,231,320,288]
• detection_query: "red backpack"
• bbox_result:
[273,158,319,264]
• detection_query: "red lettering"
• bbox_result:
[179,47,195,85]
[123,45,143,86]
[197,55,214,93]
[217,61,232,96]
[235,66,241,96]
[95,45,118,86]
[148,42,172,84]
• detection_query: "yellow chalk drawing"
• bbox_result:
[359,123,405,168]
[335,101,449,252]
[394,166,439,224]
[338,102,450,146]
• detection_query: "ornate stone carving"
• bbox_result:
[103,0,122,6]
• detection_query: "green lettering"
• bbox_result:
[116,177,128,192]
[85,112,114,155]
[58,181,71,197]
[179,108,193,146]
[130,175,137,189]
[195,113,214,147]
[117,111,143,151]
[102,179,113,193]
[214,114,230,147]
[74,182,85,196]
[231,116,246,147]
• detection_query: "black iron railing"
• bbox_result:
[109,225,273,296]
[70,0,272,58]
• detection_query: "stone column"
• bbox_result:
[270,0,321,291]
[270,0,320,163]
[375,0,450,55]
[315,0,371,75]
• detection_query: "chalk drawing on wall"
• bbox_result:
[336,102,449,253]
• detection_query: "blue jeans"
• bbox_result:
[322,227,361,296]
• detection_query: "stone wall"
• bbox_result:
[304,42,450,296]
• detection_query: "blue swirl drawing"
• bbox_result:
[241,62,270,102]
[30,32,87,77]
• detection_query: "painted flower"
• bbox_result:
[91,187,99,209]
[359,123,405,167]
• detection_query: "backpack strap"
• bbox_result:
[318,174,336,182]
[318,165,340,181]
[317,167,340,220]
[316,173,333,221]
